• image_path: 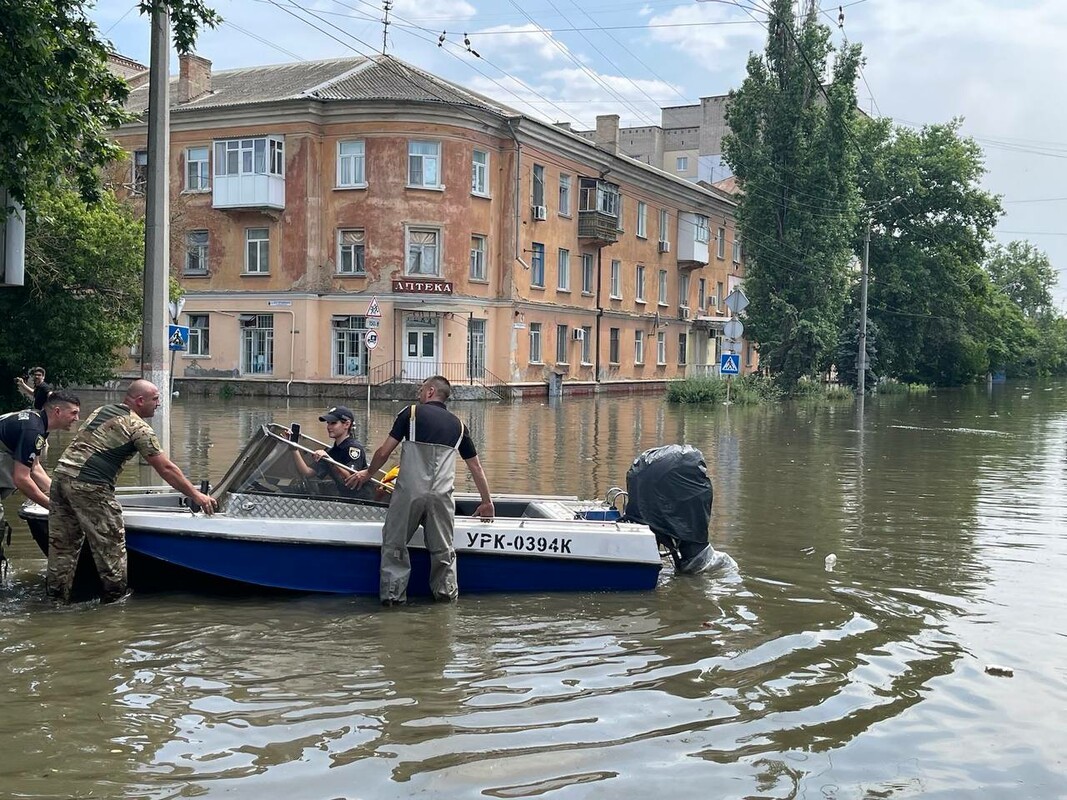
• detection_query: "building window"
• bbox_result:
[132,150,148,194]
[679,273,690,308]
[184,230,208,275]
[337,140,366,187]
[616,194,624,232]
[637,201,648,238]
[407,228,440,276]
[185,147,209,191]
[635,264,646,302]
[698,278,706,310]
[187,314,209,356]
[244,228,269,274]
[678,333,688,365]
[529,322,542,363]
[581,253,594,294]
[717,226,726,259]
[556,323,569,364]
[241,314,274,374]
[470,235,487,281]
[609,328,620,364]
[716,281,724,310]
[214,137,284,177]
[658,269,668,306]
[676,156,688,172]
[581,326,592,363]
[733,238,742,263]
[559,173,571,216]
[531,242,545,287]
[471,149,489,195]
[557,248,570,291]
[337,229,366,275]
[333,316,367,376]
[408,140,441,188]
[695,215,710,244]
[610,259,621,299]
[659,208,669,244]
[657,331,667,364]
[532,164,545,207]
[634,330,645,364]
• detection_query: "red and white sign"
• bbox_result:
[364,329,379,350]
[392,279,453,294]
[366,296,382,317]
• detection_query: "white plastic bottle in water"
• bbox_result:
[824,553,837,572]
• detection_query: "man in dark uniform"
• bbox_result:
[347,375,493,604]
[47,379,217,603]
[0,391,82,508]
[291,405,369,496]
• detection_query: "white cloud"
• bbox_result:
[469,24,578,67]
[645,2,764,70]
[393,0,475,21]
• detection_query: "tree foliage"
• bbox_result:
[984,240,1056,319]
[0,0,219,208]
[858,120,1005,385]
[722,0,863,390]
[0,188,144,406]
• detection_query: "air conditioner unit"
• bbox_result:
[679,306,690,320]
[658,240,670,254]
[572,328,586,341]
[532,205,548,221]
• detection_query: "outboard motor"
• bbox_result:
[622,444,717,574]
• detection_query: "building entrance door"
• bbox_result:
[403,316,439,381]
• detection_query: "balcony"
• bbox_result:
[676,212,709,269]
[577,177,619,247]
[212,136,285,211]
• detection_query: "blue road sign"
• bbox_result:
[720,353,740,375]
[168,324,190,352]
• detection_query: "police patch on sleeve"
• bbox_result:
[34,435,45,453]
[349,447,362,462]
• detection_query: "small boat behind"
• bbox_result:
[20,426,725,598]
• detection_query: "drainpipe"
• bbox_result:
[505,117,532,272]
[595,249,603,381]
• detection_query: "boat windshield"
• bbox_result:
[210,425,383,505]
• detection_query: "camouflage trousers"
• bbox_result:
[47,477,126,603]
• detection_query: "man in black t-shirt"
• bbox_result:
[0,391,81,508]
[347,376,493,604]
[15,367,52,410]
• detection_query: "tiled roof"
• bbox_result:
[124,54,512,116]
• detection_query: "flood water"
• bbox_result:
[2,382,1066,799]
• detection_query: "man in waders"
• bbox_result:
[346,375,493,604]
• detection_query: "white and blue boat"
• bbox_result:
[21,427,722,599]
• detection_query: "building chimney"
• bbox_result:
[594,114,619,154]
[178,53,212,104]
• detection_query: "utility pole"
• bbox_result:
[381,0,392,54]
[857,217,871,398]
[142,6,172,452]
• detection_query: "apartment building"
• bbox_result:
[113,54,749,396]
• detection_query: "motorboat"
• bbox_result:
[20,425,724,599]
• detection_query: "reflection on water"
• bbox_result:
[3,383,1067,798]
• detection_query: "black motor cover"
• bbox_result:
[622,444,712,560]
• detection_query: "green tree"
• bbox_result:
[859,120,1003,385]
[984,240,1057,319]
[0,0,219,208]
[722,0,863,390]
[0,188,144,405]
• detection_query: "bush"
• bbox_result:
[667,374,782,405]
[877,379,930,395]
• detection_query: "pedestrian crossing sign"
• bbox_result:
[720,353,740,375]
[168,324,190,352]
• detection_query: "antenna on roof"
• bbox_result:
[381,0,393,55]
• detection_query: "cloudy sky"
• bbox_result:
[92,0,1067,302]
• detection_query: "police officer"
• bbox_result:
[47,379,217,604]
[291,405,369,495]
[0,391,81,508]
[347,375,493,604]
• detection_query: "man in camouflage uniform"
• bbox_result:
[47,379,217,603]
